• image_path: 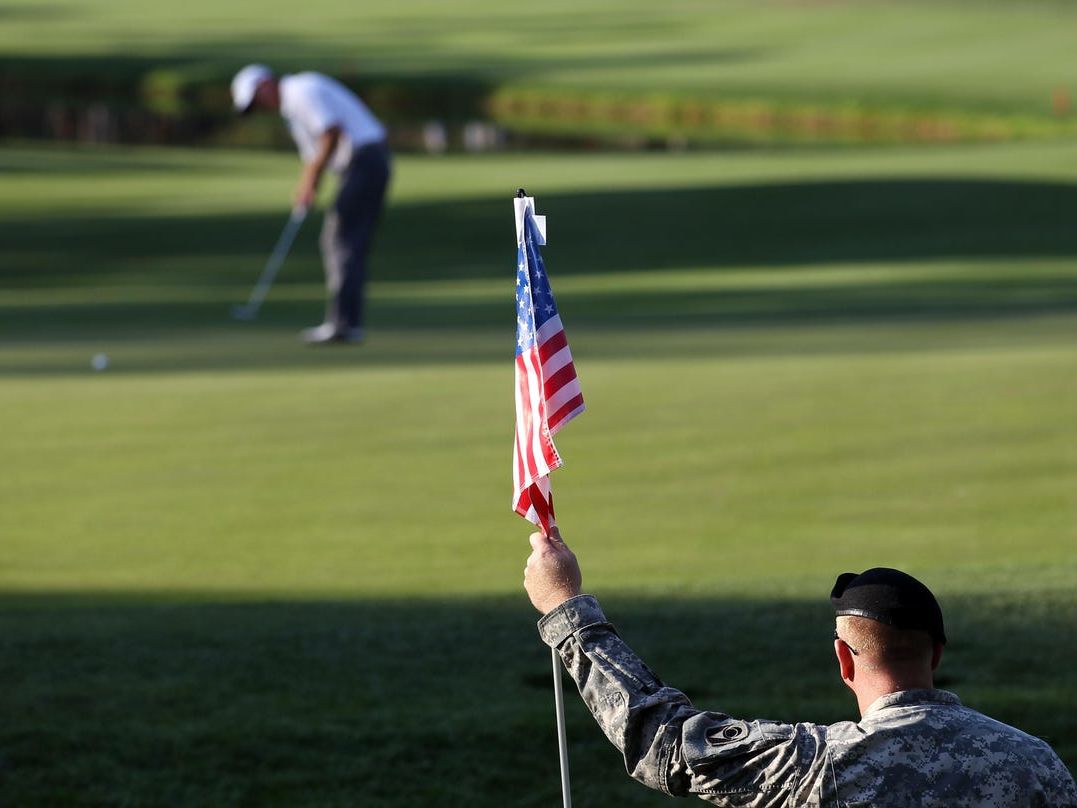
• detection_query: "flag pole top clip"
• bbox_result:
[514,189,546,247]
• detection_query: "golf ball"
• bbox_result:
[91,353,109,371]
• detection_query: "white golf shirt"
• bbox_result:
[279,72,386,173]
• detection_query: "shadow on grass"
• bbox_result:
[387,179,1077,281]
[3,177,1077,373]
[0,11,753,87]
[0,591,1073,806]
[6,178,1077,285]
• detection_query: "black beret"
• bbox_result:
[831,567,946,645]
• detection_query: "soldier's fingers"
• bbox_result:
[529,531,551,552]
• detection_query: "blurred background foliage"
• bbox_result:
[3,0,1077,149]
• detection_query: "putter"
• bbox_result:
[231,206,309,321]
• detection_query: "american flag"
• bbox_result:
[512,195,584,535]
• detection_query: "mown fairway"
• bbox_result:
[1,142,1076,804]
[3,0,1076,113]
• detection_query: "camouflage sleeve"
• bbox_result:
[538,595,818,805]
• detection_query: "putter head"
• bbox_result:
[231,304,257,321]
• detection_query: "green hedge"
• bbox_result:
[2,57,1074,148]
[486,86,1077,146]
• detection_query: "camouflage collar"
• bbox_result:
[864,688,962,717]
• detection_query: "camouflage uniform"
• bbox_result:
[539,595,1077,807]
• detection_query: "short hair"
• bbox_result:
[837,614,935,669]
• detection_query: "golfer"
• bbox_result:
[231,64,391,344]
[524,530,1077,806]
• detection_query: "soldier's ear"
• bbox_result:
[930,642,943,672]
[835,639,856,684]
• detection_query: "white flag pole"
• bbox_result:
[517,188,570,807]
[551,645,573,808]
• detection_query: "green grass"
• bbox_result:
[1,141,1076,804]
[3,0,1077,113]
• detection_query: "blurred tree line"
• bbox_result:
[2,59,1074,152]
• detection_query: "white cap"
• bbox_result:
[231,64,273,113]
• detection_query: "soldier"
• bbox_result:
[524,529,1077,806]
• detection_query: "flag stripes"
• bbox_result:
[512,199,583,534]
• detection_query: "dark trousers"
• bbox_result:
[320,141,391,331]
